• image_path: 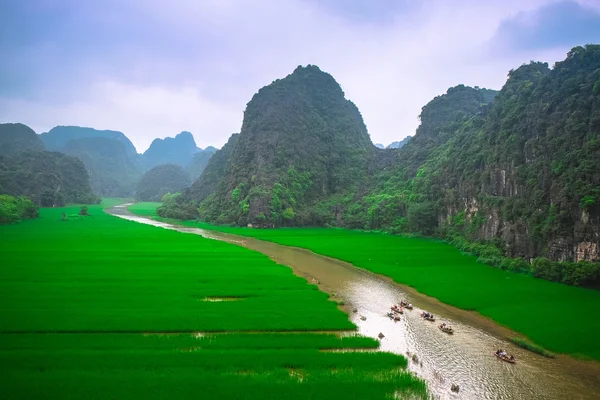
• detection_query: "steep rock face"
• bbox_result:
[41,126,138,160]
[0,123,45,156]
[185,134,239,205]
[0,150,97,206]
[141,131,200,170]
[195,65,374,225]
[135,164,191,202]
[63,137,143,197]
[413,46,600,262]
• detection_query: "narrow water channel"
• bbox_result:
[108,204,600,400]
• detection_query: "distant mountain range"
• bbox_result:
[1,124,218,197]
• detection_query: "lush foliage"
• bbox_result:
[168,47,600,267]
[0,205,426,398]
[135,164,191,201]
[0,123,44,156]
[40,126,143,197]
[0,150,98,206]
[0,194,38,224]
[61,136,143,197]
[167,65,374,226]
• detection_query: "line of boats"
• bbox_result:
[386,301,517,363]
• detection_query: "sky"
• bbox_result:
[1,0,600,152]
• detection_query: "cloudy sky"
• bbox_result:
[1,0,600,152]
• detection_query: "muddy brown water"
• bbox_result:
[109,204,600,400]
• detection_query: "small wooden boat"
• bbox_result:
[494,353,516,363]
[400,301,413,310]
[386,312,401,321]
[390,306,403,314]
[421,312,435,321]
[439,324,454,334]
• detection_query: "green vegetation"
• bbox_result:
[163,46,600,269]
[135,164,191,202]
[133,204,600,361]
[509,338,555,358]
[61,136,143,197]
[0,194,38,224]
[0,204,426,398]
[0,150,98,206]
[0,123,44,156]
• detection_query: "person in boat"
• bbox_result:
[500,350,507,357]
[509,355,515,361]
[408,303,412,308]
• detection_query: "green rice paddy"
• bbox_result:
[0,204,426,399]
[130,203,600,361]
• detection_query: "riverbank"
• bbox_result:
[128,202,600,362]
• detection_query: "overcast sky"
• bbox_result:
[1,0,600,152]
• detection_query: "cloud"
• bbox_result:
[1,0,598,152]
[490,1,600,53]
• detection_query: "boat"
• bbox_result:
[494,352,516,363]
[390,306,404,314]
[439,324,454,334]
[421,312,435,321]
[386,312,401,321]
[400,301,413,310]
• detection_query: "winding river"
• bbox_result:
[108,204,600,400]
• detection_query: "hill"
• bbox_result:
[62,137,143,197]
[0,150,97,206]
[41,126,138,159]
[141,131,201,170]
[0,123,45,156]
[187,146,218,181]
[386,136,412,149]
[174,65,374,225]
[135,164,191,202]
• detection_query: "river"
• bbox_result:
[108,204,600,400]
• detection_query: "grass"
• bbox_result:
[129,203,600,361]
[0,204,426,399]
[509,338,555,358]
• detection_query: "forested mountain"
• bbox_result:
[164,46,600,269]
[141,131,201,170]
[187,146,217,181]
[135,164,191,202]
[0,123,44,156]
[348,45,600,264]
[41,126,138,159]
[0,150,97,206]
[62,137,143,197]
[39,126,142,196]
[387,136,412,149]
[169,65,374,225]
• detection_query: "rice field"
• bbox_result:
[130,203,600,361]
[0,204,426,399]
